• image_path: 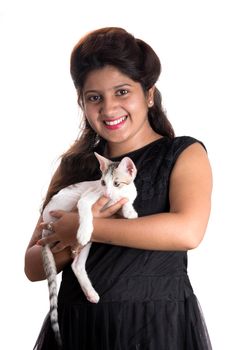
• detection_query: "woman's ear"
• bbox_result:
[147,86,155,108]
[78,94,85,110]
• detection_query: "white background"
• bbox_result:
[1,0,233,348]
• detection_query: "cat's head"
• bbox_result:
[94,152,137,198]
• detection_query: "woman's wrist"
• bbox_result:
[92,217,119,245]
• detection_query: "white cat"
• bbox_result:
[41,152,138,346]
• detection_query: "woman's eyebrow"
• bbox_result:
[84,83,132,95]
[113,83,132,89]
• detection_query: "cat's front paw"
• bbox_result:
[128,211,138,219]
[122,207,138,219]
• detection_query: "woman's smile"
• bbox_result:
[103,115,128,129]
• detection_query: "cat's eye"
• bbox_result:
[101,179,106,186]
[113,181,120,187]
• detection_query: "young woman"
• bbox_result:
[25,27,213,349]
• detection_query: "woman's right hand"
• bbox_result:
[36,196,127,251]
[25,196,128,281]
[24,215,74,281]
[37,211,80,252]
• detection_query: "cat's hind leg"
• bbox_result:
[71,243,100,303]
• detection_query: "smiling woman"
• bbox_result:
[82,65,157,157]
[25,27,213,349]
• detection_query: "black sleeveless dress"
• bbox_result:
[34,136,212,350]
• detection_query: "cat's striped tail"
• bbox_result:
[42,244,62,348]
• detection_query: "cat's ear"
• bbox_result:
[94,152,111,172]
[118,157,137,179]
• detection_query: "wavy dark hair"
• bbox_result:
[43,27,175,207]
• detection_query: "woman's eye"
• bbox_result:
[87,95,101,102]
[113,181,120,187]
[101,179,106,186]
[116,89,128,96]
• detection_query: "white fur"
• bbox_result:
[42,154,138,305]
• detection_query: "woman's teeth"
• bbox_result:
[104,116,127,126]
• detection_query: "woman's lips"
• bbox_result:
[103,116,127,130]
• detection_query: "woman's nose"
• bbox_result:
[99,97,118,116]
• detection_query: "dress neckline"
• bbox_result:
[109,136,167,160]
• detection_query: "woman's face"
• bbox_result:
[82,65,156,156]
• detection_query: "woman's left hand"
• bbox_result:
[92,196,128,218]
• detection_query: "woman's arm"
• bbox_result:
[33,142,212,270]
[24,198,127,282]
[92,143,212,250]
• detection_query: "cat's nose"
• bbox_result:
[104,190,111,198]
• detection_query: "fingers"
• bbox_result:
[38,211,79,251]
[93,196,129,218]
[37,236,69,254]
[40,221,55,231]
[94,196,110,211]
[49,210,65,218]
[37,233,58,246]
[51,242,69,253]
[102,198,128,217]
[39,210,66,232]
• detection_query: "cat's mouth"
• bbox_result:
[103,115,127,127]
